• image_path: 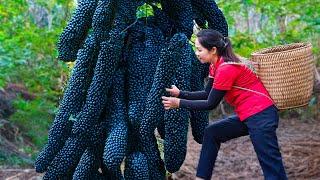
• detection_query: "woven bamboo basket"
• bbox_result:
[250,42,315,110]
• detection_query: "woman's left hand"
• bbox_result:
[161,96,180,110]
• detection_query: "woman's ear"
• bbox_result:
[210,47,217,55]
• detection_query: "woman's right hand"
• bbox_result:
[165,85,180,97]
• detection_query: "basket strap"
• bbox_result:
[220,61,258,74]
[232,85,276,106]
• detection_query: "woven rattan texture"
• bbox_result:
[250,43,315,109]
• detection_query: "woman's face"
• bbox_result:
[195,38,217,64]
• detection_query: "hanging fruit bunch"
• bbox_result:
[35,0,228,179]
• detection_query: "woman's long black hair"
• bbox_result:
[196,29,240,62]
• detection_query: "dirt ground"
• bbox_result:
[1,118,320,180]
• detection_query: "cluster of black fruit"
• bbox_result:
[36,0,228,179]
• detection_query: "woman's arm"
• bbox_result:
[179,88,226,110]
[178,78,213,100]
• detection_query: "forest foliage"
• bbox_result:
[0,0,319,166]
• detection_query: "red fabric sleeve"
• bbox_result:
[213,64,239,90]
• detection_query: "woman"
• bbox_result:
[161,29,287,180]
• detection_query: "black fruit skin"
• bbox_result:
[36,1,228,179]
[57,0,99,61]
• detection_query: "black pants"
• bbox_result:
[196,105,287,180]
